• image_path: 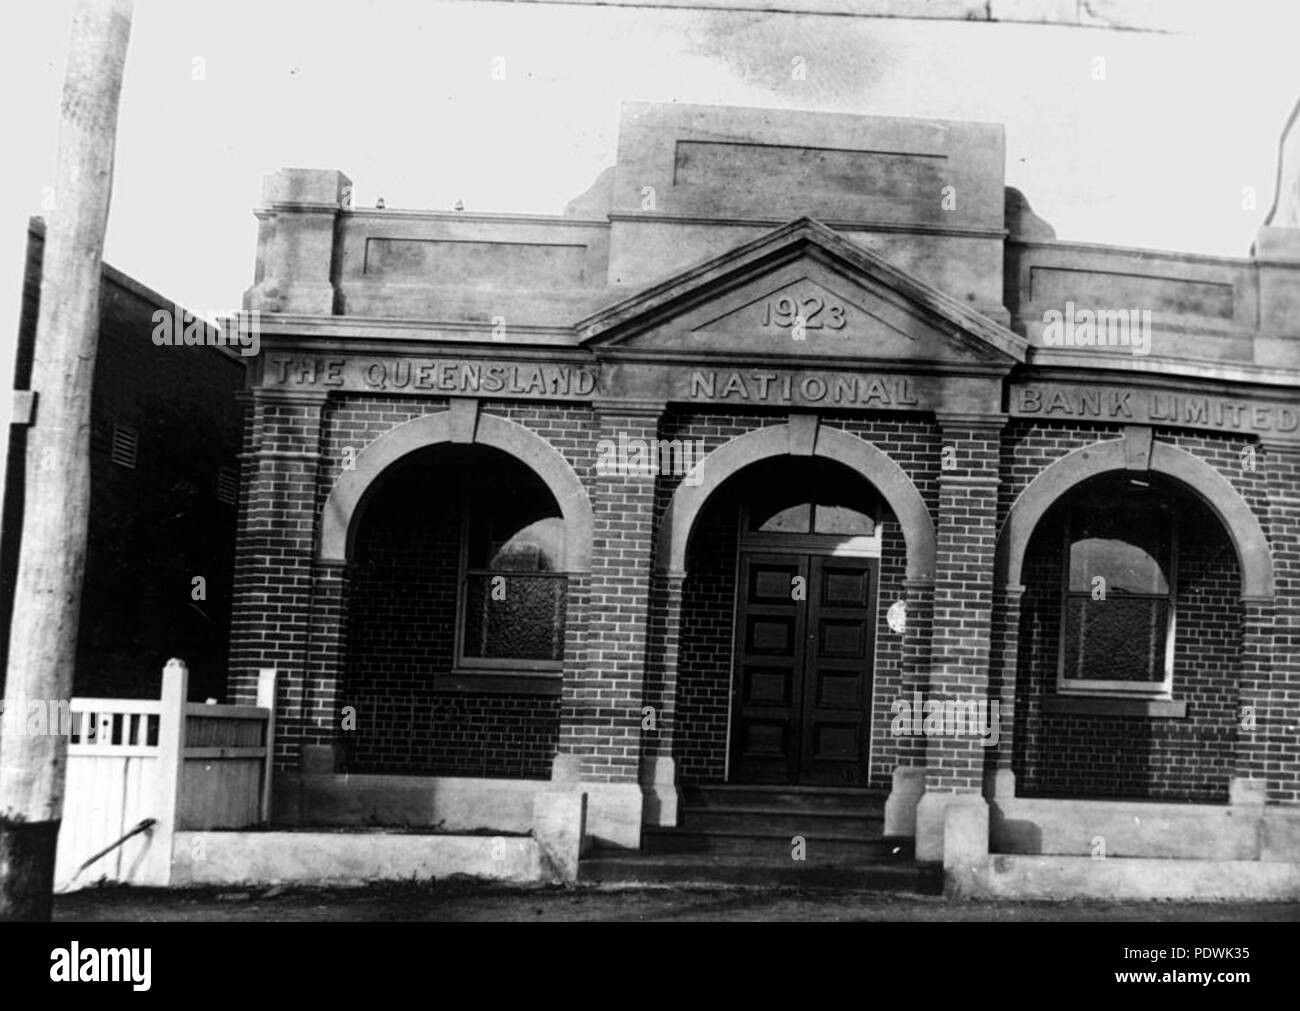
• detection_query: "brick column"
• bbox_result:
[883,576,933,836]
[1234,595,1274,807]
[1236,439,1300,808]
[915,413,1004,862]
[552,402,662,847]
[641,571,684,826]
[985,582,1025,801]
[228,388,327,775]
[301,559,349,771]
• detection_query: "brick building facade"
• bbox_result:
[229,102,1300,883]
[1,220,246,703]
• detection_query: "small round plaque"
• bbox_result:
[886,599,907,634]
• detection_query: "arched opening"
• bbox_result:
[319,408,593,571]
[657,421,936,582]
[1012,470,1242,802]
[340,443,566,777]
[673,455,907,790]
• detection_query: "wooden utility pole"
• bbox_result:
[0,0,133,922]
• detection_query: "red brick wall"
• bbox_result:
[1258,443,1299,804]
[869,519,908,787]
[662,410,935,788]
[226,387,1284,804]
[229,394,324,766]
[339,447,560,778]
[318,398,601,505]
[1013,482,1241,801]
[560,408,658,783]
[673,486,738,782]
[234,394,598,770]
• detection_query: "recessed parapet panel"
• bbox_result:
[1007,241,1255,338]
[1029,267,1235,321]
[331,213,611,323]
[363,238,589,286]
[1005,241,1273,371]
[614,101,1004,230]
[672,140,947,223]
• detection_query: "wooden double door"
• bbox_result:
[728,552,878,786]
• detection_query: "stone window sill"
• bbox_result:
[1043,695,1187,718]
[439,670,563,696]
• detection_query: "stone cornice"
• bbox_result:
[1007,236,1253,270]
[1021,349,1299,388]
[935,411,1009,431]
[253,315,579,346]
[255,387,330,406]
[592,347,1013,378]
[591,398,666,417]
[1015,365,1300,399]
[608,211,1007,240]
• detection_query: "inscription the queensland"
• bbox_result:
[263,354,597,397]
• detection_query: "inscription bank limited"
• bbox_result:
[1015,384,1300,436]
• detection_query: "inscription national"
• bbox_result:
[688,369,919,407]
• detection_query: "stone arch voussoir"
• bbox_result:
[656,420,936,582]
[318,408,594,571]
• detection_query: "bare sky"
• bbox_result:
[2,0,1298,323]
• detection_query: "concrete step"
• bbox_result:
[643,828,909,861]
[579,850,937,891]
[682,785,887,813]
[677,807,883,837]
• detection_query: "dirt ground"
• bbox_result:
[53,881,1300,922]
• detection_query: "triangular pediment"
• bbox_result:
[578,218,1026,367]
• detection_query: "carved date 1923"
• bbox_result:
[762,294,846,330]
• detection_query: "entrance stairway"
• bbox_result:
[579,785,939,890]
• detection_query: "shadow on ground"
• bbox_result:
[53,881,1300,922]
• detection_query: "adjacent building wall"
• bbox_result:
[1,220,245,703]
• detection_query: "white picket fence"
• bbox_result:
[55,659,275,889]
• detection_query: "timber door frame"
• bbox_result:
[725,518,883,785]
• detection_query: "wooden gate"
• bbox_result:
[52,660,276,889]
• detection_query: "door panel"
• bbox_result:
[799,557,875,785]
[729,552,877,785]
[729,554,807,784]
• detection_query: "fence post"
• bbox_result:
[150,658,189,886]
[256,668,277,824]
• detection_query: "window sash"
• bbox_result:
[1055,510,1177,698]
[457,569,567,670]
[454,487,568,672]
